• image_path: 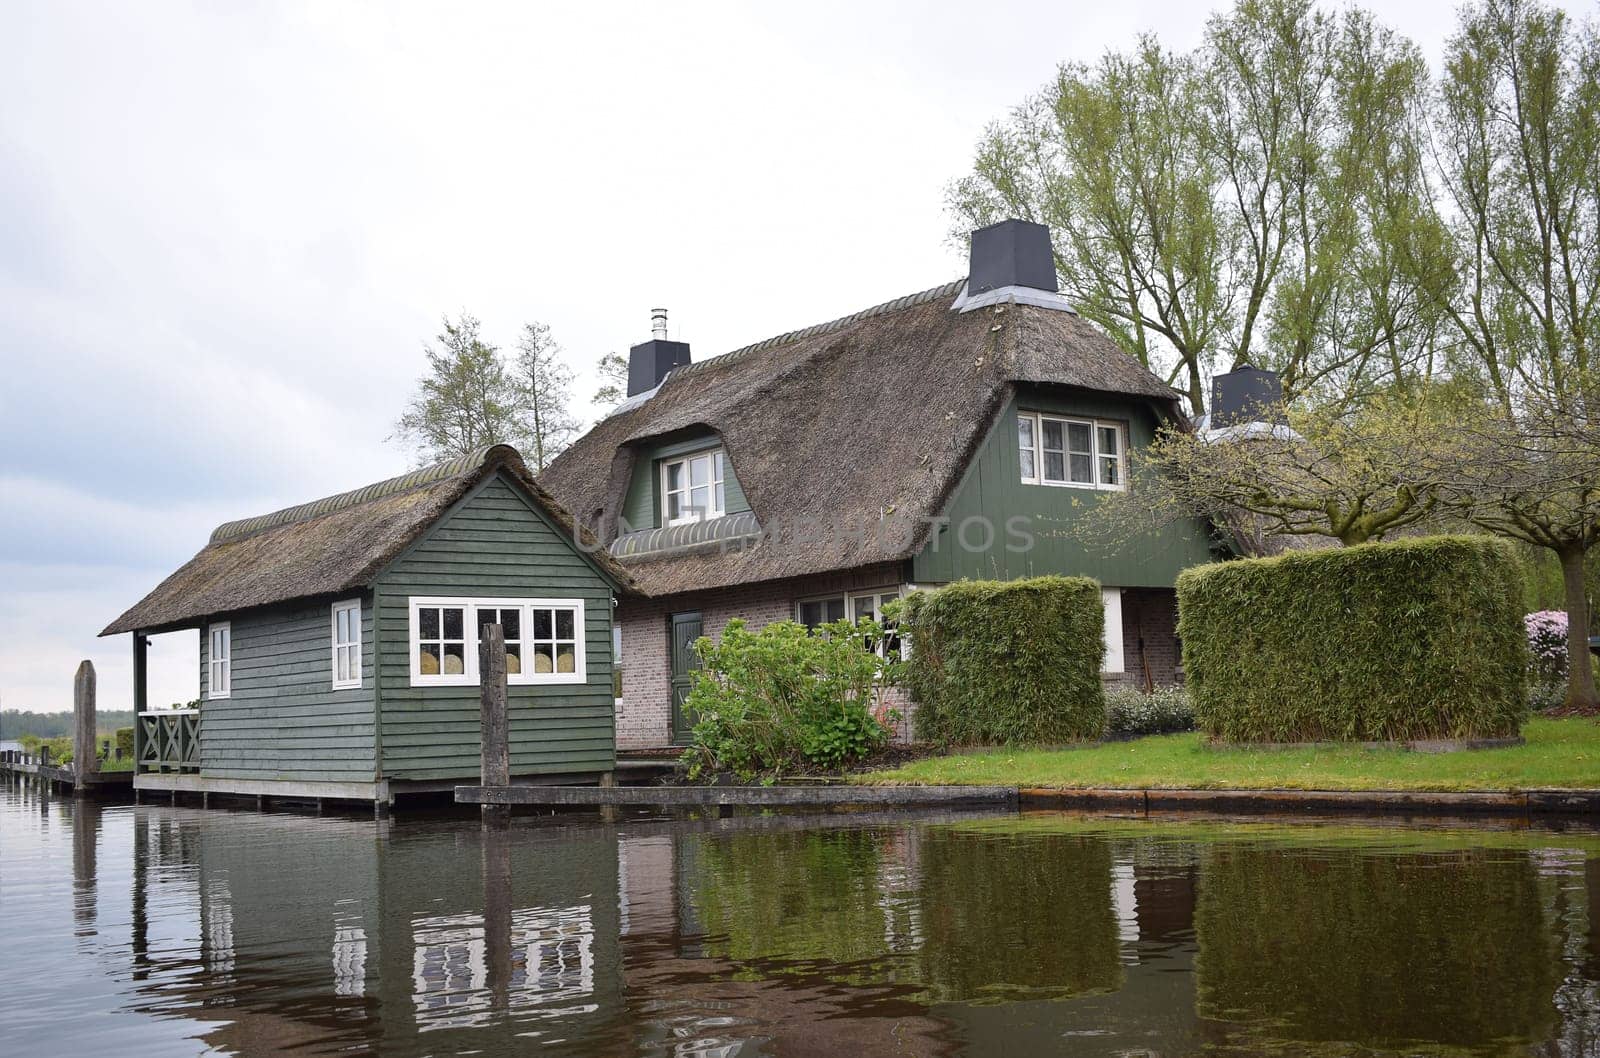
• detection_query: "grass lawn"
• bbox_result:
[860,717,1600,792]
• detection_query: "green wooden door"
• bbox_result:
[669,612,703,745]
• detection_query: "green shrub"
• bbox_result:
[1177,535,1529,742]
[682,617,899,780]
[904,576,1106,744]
[115,726,134,760]
[1105,684,1194,736]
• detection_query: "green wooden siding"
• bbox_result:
[198,598,376,782]
[913,388,1216,586]
[620,433,751,531]
[374,471,617,781]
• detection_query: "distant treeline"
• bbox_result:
[1,709,137,739]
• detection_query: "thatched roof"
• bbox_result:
[539,281,1183,598]
[102,445,632,636]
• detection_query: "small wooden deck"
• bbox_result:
[455,783,1018,809]
[1,751,133,795]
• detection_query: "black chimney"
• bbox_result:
[627,308,691,397]
[967,219,1059,295]
[1210,365,1284,427]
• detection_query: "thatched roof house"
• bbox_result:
[541,220,1218,750]
[102,444,632,806]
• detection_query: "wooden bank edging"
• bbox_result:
[1015,786,1600,817]
[455,784,1018,808]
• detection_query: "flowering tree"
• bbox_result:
[1525,610,1569,686]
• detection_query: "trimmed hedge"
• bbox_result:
[1177,535,1529,742]
[115,727,134,760]
[904,576,1106,744]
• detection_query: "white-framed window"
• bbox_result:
[331,599,363,690]
[1017,412,1126,490]
[208,621,231,699]
[797,589,903,659]
[475,604,523,678]
[661,449,725,526]
[408,597,586,687]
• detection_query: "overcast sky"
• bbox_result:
[2,0,1589,714]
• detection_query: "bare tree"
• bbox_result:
[593,351,630,408]
[1085,391,1447,551]
[513,322,582,472]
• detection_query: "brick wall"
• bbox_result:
[614,562,914,750]
[1108,587,1183,689]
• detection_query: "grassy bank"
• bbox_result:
[861,717,1600,792]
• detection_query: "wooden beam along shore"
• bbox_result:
[456,783,1020,808]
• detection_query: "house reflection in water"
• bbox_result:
[86,801,1600,1058]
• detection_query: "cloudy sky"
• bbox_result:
[1,0,1583,713]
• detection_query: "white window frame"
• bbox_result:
[661,449,726,527]
[208,621,231,699]
[331,599,363,690]
[795,588,905,659]
[407,597,587,688]
[1017,412,1127,491]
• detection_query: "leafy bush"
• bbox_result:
[1528,679,1568,715]
[904,576,1106,745]
[1105,684,1194,736]
[115,726,134,760]
[1178,535,1529,742]
[681,617,898,780]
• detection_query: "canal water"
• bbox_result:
[4,782,1600,1057]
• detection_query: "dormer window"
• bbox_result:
[662,449,725,525]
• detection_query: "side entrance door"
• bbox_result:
[669,611,703,745]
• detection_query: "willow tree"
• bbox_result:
[948,36,1226,413]
[950,0,1447,412]
[1434,0,1600,411]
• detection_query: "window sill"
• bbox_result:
[1021,479,1125,492]
[408,675,589,688]
[331,680,363,691]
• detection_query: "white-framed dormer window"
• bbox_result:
[208,621,231,699]
[1018,412,1126,490]
[661,449,725,526]
[409,597,586,687]
[331,599,362,690]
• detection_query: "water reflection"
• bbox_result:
[1195,843,1559,1054]
[5,777,1600,1057]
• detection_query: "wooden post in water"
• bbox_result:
[479,623,511,827]
[74,660,98,791]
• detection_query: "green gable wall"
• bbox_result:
[198,598,376,783]
[373,470,617,781]
[913,387,1216,587]
[620,433,751,531]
